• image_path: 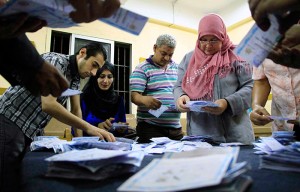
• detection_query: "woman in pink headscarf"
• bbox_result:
[174,13,255,144]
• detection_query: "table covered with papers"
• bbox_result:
[21,145,300,192]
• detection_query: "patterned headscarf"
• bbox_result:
[182,13,245,100]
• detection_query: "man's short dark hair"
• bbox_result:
[76,42,107,61]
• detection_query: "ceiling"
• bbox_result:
[121,0,251,30]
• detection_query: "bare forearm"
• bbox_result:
[70,109,83,137]
[252,79,271,109]
[131,91,145,106]
[42,99,90,133]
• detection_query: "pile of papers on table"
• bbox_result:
[45,148,145,180]
[118,147,252,192]
[272,131,296,145]
[254,137,300,172]
[30,136,133,153]
[30,136,68,151]
[31,136,216,155]
[131,137,213,154]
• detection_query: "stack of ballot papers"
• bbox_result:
[131,137,213,154]
[272,131,295,145]
[185,101,219,112]
[53,140,133,153]
[45,148,145,180]
[118,147,252,192]
[254,137,300,172]
[30,136,134,153]
[259,142,300,173]
[253,136,286,155]
[30,136,68,151]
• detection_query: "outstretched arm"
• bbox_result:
[250,78,273,125]
[131,91,162,110]
[41,95,116,142]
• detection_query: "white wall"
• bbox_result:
[121,0,251,30]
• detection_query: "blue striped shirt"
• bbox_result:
[130,56,181,128]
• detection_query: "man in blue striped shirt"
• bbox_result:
[130,34,182,143]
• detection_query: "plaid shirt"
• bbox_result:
[0,53,80,139]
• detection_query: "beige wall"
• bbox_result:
[1,17,263,114]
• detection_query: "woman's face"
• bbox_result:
[198,35,222,55]
[97,69,114,91]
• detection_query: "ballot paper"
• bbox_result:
[260,137,286,152]
[52,140,132,153]
[163,146,240,167]
[268,116,295,121]
[149,105,168,118]
[30,136,68,151]
[111,122,129,131]
[0,0,148,35]
[100,7,148,35]
[234,14,282,67]
[45,148,145,180]
[61,89,82,97]
[186,100,219,112]
[131,137,214,154]
[117,154,233,192]
[0,0,76,28]
[253,137,286,154]
[260,142,300,173]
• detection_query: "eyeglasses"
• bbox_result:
[199,39,220,45]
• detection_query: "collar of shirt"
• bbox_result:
[69,55,79,79]
[146,55,175,69]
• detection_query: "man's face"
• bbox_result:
[152,44,175,67]
[77,53,105,79]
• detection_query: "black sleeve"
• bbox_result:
[0,34,44,86]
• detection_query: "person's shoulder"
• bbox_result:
[182,51,194,61]
[41,52,66,58]
[186,50,194,56]
[169,60,179,67]
[138,59,152,67]
[41,52,69,63]
[133,60,153,72]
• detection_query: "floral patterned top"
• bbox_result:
[253,59,300,131]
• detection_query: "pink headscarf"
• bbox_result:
[182,13,245,100]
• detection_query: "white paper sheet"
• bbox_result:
[117,154,232,192]
[61,89,82,97]
[149,105,168,118]
[234,14,281,67]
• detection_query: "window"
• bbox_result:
[114,42,131,113]
[50,31,70,54]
